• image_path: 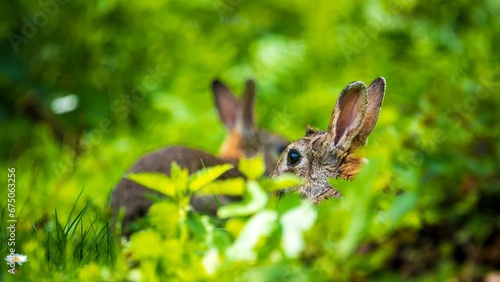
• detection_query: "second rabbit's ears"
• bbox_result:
[212,79,256,132]
[325,77,386,152]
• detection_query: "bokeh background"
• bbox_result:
[1,0,499,280]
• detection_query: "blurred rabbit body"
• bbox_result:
[111,79,288,235]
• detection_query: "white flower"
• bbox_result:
[5,254,28,265]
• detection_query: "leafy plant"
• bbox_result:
[116,156,313,281]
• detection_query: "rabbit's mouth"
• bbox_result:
[311,187,342,204]
[295,179,339,203]
[271,178,342,204]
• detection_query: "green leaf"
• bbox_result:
[127,173,176,197]
[260,173,305,192]
[238,155,266,180]
[387,191,418,224]
[197,178,246,196]
[211,229,232,251]
[275,193,303,215]
[129,230,164,260]
[188,164,234,192]
[217,181,268,218]
[336,159,382,258]
[170,162,189,194]
[148,201,181,237]
[280,201,317,258]
[226,210,278,261]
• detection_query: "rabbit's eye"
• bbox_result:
[287,149,301,166]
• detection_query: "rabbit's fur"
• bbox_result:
[272,77,386,203]
[111,79,288,235]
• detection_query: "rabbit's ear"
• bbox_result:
[213,80,239,130]
[326,81,368,151]
[238,79,256,132]
[353,77,386,147]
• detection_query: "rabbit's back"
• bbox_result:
[111,146,242,235]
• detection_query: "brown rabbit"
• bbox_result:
[111,79,288,235]
[272,77,386,203]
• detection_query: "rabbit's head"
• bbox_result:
[272,77,386,203]
[212,79,288,175]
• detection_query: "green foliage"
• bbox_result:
[237,155,266,180]
[217,181,267,218]
[189,164,235,192]
[127,163,234,199]
[120,156,317,281]
[1,0,499,281]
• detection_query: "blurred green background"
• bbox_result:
[1,0,499,280]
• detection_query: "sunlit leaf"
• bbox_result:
[189,164,234,192]
[127,173,176,197]
[129,230,163,260]
[148,201,181,237]
[217,181,268,218]
[238,155,266,180]
[202,248,220,275]
[170,162,189,193]
[197,178,246,196]
[260,173,304,192]
[224,218,246,238]
[78,263,103,281]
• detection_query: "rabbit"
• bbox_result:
[271,77,386,204]
[111,79,288,235]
